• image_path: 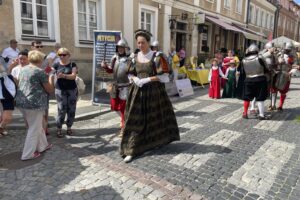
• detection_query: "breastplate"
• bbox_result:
[114,57,129,85]
[242,55,264,77]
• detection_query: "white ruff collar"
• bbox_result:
[137,50,154,63]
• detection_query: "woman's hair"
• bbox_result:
[57,47,71,55]
[134,29,152,42]
[28,50,45,65]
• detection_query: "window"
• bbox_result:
[14,0,59,41]
[141,10,153,33]
[235,0,242,14]
[249,5,254,23]
[266,13,270,29]
[270,15,274,30]
[256,8,260,26]
[224,0,231,9]
[139,4,158,39]
[261,11,265,28]
[20,0,48,37]
[77,0,99,41]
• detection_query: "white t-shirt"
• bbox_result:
[46,51,60,66]
[1,47,20,69]
[11,65,22,80]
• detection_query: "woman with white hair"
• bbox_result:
[16,50,54,160]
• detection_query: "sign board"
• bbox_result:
[175,79,194,97]
[92,30,122,104]
[195,13,205,24]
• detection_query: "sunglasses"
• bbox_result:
[58,54,68,57]
[34,45,43,48]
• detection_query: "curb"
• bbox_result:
[7,108,111,130]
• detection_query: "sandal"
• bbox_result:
[0,127,6,137]
[41,144,53,153]
[57,129,64,138]
[66,129,73,136]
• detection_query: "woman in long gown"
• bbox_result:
[222,60,237,98]
[120,29,180,163]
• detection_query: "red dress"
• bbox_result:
[221,57,231,88]
[209,68,221,99]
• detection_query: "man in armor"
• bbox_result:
[101,38,131,136]
[150,40,160,52]
[258,42,278,111]
[150,40,173,80]
[269,41,299,111]
[241,44,270,120]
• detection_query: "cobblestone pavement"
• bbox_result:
[1,78,300,200]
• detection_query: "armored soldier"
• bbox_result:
[269,42,298,111]
[240,44,270,120]
[258,42,278,111]
[101,38,131,136]
[150,40,159,52]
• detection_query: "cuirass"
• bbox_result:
[114,57,129,85]
[242,55,264,76]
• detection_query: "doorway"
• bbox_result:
[176,32,186,51]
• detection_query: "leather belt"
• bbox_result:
[246,74,264,78]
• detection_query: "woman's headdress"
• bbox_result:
[134,29,152,41]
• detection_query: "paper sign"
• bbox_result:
[175,79,194,97]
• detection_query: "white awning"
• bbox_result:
[243,32,262,41]
[206,16,262,41]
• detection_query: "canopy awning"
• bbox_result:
[206,16,242,32]
[271,36,300,47]
[206,16,262,41]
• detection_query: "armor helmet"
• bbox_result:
[151,40,159,51]
[116,38,129,52]
[151,40,159,47]
[264,42,273,49]
[246,44,259,55]
[284,41,293,51]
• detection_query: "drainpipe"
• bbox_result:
[273,2,282,39]
[244,0,250,51]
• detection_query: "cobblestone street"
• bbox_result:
[1,78,300,200]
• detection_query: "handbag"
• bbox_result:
[76,76,86,95]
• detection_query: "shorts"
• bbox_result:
[0,99,14,110]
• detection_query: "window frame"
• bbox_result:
[249,4,254,24]
[139,4,158,41]
[235,0,242,14]
[13,0,60,44]
[270,15,274,30]
[73,0,105,48]
[224,0,231,10]
[255,7,260,26]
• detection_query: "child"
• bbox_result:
[222,59,237,98]
[208,58,226,99]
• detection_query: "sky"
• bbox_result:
[295,0,300,5]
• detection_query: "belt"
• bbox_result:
[246,73,264,78]
[117,83,130,88]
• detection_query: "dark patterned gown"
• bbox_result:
[120,55,180,157]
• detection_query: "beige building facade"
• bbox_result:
[277,0,300,41]
[246,0,276,48]
[1,0,299,84]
